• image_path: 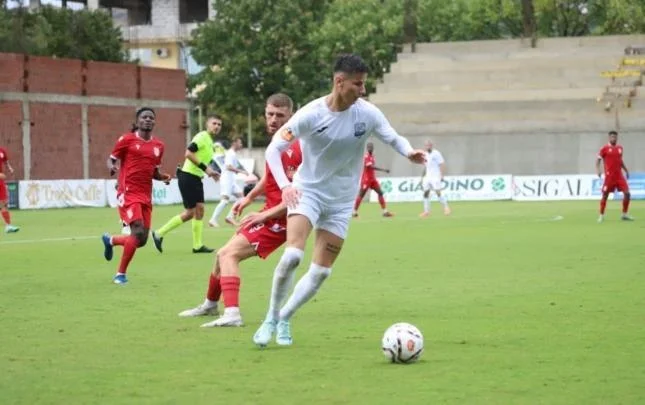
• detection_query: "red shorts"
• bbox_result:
[602,176,629,193]
[117,196,153,229]
[238,218,287,259]
[0,180,7,201]
[361,178,381,192]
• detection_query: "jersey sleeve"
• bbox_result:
[224,150,235,167]
[276,107,313,143]
[0,148,8,162]
[436,151,445,165]
[193,132,209,151]
[369,107,413,157]
[157,143,164,166]
[597,146,606,159]
[110,135,130,161]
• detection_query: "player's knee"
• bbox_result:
[624,191,631,198]
[278,247,304,275]
[136,233,148,247]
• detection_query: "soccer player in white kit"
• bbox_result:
[420,140,451,217]
[209,137,248,227]
[253,54,426,347]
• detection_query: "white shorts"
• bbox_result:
[423,176,442,192]
[288,191,353,240]
[220,181,242,198]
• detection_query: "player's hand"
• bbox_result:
[239,212,267,230]
[233,196,253,217]
[109,165,118,176]
[160,173,172,185]
[205,166,220,180]
[407,150,426,164]
[282,185,301,209]
[625,171,630,179]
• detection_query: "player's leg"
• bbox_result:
[276,210,347,346]
[618,177,633,220]
[0,182,18,233]
[435,188,451,215]
[598,181,613,223]
[153,171,201,252]
[200,234,258,327]
[224,188,243,226]
[210,193,231,227]
[372,181,392,217]
[420,179,431,217]
[353,185,368,217]
[179,255,222,317]
[254,213,314,346]
[190,201,214,252]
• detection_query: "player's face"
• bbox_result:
[367,143,374,154]
[425,141,433,151]
[265,104,291,135]
[608,133,618,145]
[337,72,367,103]
[137,111,155,132]
[233,139,243,150]
[207,118,222,135]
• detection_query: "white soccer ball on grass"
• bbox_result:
[381,322,424,364]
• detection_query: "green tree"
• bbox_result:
[310,0,404,95]
[190,0,331,145]
[0,4,127,62]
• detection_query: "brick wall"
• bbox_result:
[0,53,188,180]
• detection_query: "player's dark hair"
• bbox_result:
[207,114,222,122]
[333,54,369,75]
[608,130,618,136]
[266,93,294,112]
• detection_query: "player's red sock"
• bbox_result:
[117,235,138,274]
[111,235,128,246]
[378,195,387,209]
[206,273,222,302]
[220,276,240,308]
[622,195,630,213]
[1,209,10,225]
[354,196,362,211]
[599,198,608,215]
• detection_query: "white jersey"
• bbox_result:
[221,148,238,186]
[424,149,444,179]
[266,97,413,203]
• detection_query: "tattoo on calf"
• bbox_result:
[325,243,341,255]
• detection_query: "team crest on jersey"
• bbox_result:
[280,127,295,142]
[354,122,367,138]
[286,149,293,158]
[153,147,160,157]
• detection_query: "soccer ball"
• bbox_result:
[381,322,424,364]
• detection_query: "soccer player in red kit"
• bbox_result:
[178,93,302,327]
[596,130,633,223]
[0,146,19,233]
[101,107,171,284]
[353,142,392,217]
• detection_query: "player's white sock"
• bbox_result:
[439,195,448,207]
[210,199,229,223]
[423,197,430,213]
[225,197,238,219]
[279,263,332,321]
[203,298,217,308]
[267,247,304,321]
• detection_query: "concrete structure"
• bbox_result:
[369,35,645,176]
[0,53,190,180]
[23,0,211,73]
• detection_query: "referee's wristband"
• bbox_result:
[198,162,208,171]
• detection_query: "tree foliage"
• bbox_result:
[0,4,127,62]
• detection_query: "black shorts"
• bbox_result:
[176,167,204,209]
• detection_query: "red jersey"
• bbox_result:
[264,140,302,211]
[362,153,376,180]
[598,143,625,178]
[0,147,8,175]
[110,132,164,205]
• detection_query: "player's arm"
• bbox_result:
[225,155,247,175]
[265,109,310,191]
[595,156,603,177]
[5,159,14,174]
[371,108,425,164]
[439,163,445,179]
[153,167,171,184]
[233,172,267,217]
[622,161,630,179]
[186,140,218,178]
[108,135,128,176]
[373,166,390,173]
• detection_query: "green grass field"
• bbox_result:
[1,200,644,405]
